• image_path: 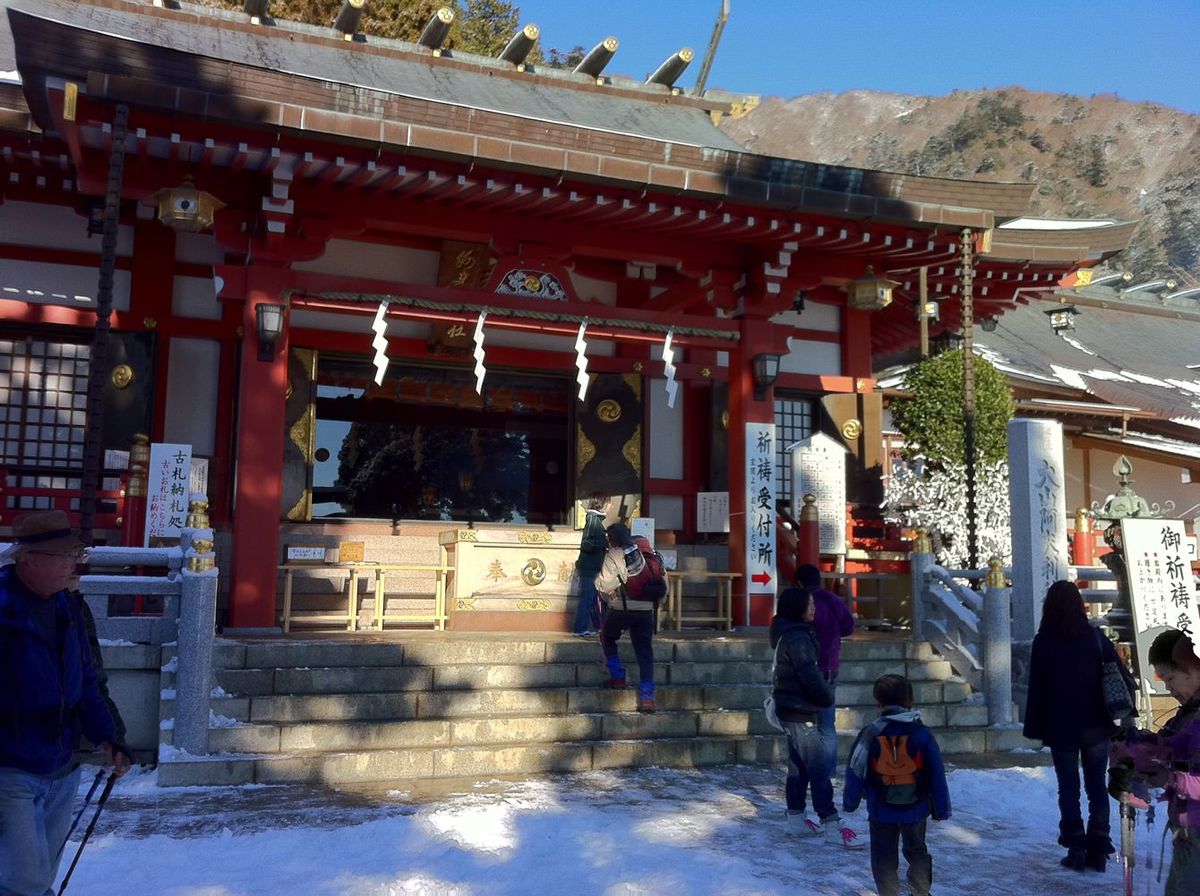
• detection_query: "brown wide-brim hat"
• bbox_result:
[2,509,87,559]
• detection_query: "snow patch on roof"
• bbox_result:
[999,217,1119,230]
[1167,379,1200,396]
[1120,370,1172,388]
[1061,335,1096,355]
[1050,365,1088,390]
[1084,369,1133,382]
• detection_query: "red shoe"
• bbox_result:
[601,677,627,689]
[637,696,656,713]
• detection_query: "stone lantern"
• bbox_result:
[1089,455,1175,642]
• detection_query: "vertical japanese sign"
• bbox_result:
[1122,518,1200,696]
[145,443,192,546]
[791,433,847,555]
[745,422,776,595]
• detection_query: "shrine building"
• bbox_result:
[0,0,1134,631]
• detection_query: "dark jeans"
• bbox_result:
[869,817,932,896]
[1050,740,1111,844]
[572,575,600,633]
[817,672,838,773]
[783,719,836,820]
[601,609,655,699]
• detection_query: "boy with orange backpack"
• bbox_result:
[844,674,951,896]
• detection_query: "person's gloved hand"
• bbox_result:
[1108,758,1135,800]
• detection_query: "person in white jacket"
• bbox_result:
[594,524,657,712]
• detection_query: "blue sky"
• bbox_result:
[513,1,1200,114]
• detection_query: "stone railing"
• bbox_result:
[910,534,1012,725]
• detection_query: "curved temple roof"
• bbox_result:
[0,0,1136,357]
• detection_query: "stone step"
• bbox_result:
[158,734,774,786]
[157,723,1031,788]
[163,635,932,672]
[185,703,1017,756]
[164,657,964,699]
[163,676,975,726]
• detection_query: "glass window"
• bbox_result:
[774,394,815,510]
[311,357,571,524]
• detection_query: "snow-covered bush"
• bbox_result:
[885,456,1012,568]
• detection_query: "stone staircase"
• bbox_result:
[156,634,1025,787]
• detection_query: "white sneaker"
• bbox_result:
[823,820,866,849]
[785,813,822,835]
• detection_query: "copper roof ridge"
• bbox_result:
[21,0,737,115]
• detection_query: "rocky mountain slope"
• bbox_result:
[720,87,1200,281]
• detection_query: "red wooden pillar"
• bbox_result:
[797,493,820,566]
[1071,508,1094,566]
[728,319,789,627]
[227,267,291,630]
[120,433,149,547]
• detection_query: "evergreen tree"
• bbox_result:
[456,0,520,56]
[205,0,524,51]
[885,348,1016,567]
[890,348,1013,465]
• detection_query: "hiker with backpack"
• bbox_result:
[769,586,862,847]
[594,523,667,713]
[844,673,951,896]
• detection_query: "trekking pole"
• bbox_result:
[54,769,105,863]
[57,771,117,896]
[1120,793,1136,896]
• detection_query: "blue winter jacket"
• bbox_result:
[768,617,833,722]
[0,568,116,775]
[843,712,952,825]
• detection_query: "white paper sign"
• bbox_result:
[1122,518,1200,696]
[189,458,209,498]
[145,443,192,546]
[745,422,777,595]
[791,433,846,555]
[287,546,326,562]
[697,491,730,533]
[631,517,655,548]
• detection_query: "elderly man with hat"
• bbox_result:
[0,510,130,896]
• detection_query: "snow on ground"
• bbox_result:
[61,761,1168,896]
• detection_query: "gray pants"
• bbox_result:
[869,817,932,896]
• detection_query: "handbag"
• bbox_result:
[763,641,786,733]
[1095,628,1137,720]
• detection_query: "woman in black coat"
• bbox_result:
[769,588,842,837]
[1023,579,1127,873]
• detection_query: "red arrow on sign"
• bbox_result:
[751,572,772,586]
